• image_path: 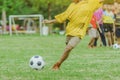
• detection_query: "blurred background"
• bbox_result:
[0,0,120,35]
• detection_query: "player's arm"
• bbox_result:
[43,3,73,24]
[43,19,57,24]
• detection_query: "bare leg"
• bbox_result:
[52,44,73,70]
[117,38,120,45]
[105,33,108,46]
[52,36,80,70]
[111,32,114,45]
[108,32,112,46]
[88,38,94,48]
[59,44,73,64]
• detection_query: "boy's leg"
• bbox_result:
[88,38,94,48]
[105,32,108,46]
[52,44,73,70]
[88,28,96,47]
[108,32,112,46]
[117,38,120,44]
[111,32,114,45]
[52,36,80,70]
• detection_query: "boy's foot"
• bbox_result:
[88,45,93,48]
[52,62,61,70]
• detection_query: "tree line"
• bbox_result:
[0,0,119,33]
[0,0,70,19]
[0,0,119,19]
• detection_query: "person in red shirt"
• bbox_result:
[88,15,99,48]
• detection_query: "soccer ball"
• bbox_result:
[112,44,120,49]
[29,55,45,70]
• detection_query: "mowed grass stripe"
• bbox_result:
[0,35,120,80]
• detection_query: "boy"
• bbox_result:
[44,0,104,70]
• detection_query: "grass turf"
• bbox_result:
[0,34,120,80]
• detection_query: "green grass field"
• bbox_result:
[0,34,120,80]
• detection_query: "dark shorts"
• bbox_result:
[115,26,120,38]
[103,23,113,32]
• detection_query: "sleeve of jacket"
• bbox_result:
[55,3,73,23]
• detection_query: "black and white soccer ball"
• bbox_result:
[112,43,120,49]
[29,55,45,70]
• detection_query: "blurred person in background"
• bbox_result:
[103,4,115,47]
[93,6,107,47]
[88,15,99,48]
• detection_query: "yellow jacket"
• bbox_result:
[55,0,102,39]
